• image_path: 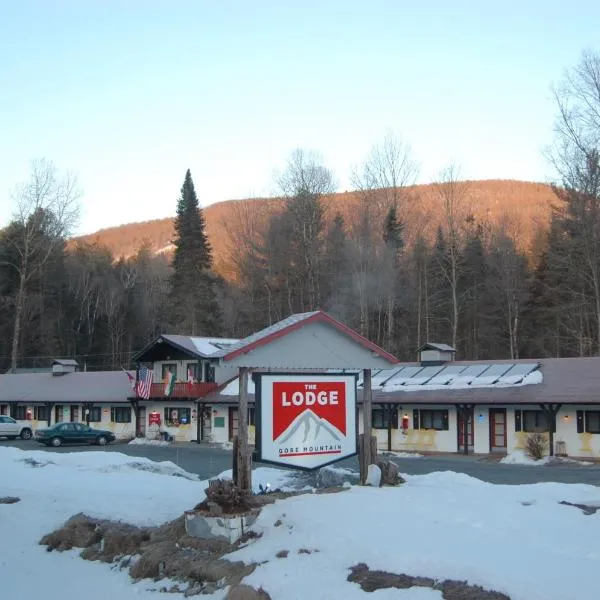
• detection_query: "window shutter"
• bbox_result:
[577,410,584,433]
[164,408,169,424]
[442,411,449,430]
[515,410,522,431]
[111,407,115,423]
[413,409,419,430]
[392,408,399,429]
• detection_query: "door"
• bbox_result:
[458,407,474,451]
[228,407,239,441]
[70,405,79,422]
[489,408,507,452]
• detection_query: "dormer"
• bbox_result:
[417,343,456,366]
[52,359,79,376]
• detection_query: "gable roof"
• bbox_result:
[0,370,135,404]
[213,311,399,364]
[132,334,240,362]
[52,358,79,367]
[418,343,456,353]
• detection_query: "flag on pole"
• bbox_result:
[136,366,153,399]
[122,367,136,391]
[164,371,176,397]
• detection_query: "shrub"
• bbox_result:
[525,432,548,460]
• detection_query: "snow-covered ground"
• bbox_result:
[2,446,600,600]
[500,450,594,466]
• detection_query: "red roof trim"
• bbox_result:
[223,311,399,364]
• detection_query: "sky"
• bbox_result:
[0,0,599,236]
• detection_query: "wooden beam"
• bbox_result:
[360,369,374,484]
[235,367,251,492]
[539,403,562,457]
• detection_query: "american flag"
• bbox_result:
[136,366,153,399]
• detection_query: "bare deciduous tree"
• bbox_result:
[5,159,80,371]
[433,165,471,350]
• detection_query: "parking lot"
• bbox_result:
[3,438,600,485]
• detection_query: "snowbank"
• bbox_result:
[3,446,600,600]
[128,438,171,447]
[500,450,551,465]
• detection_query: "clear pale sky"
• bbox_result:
[1,0,598,235]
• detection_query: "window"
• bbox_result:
[372,409,390,429]
[205,364,215,383]
[86,407,102,423]
[14,406,27,420]
[164,407,191,426]
[14,406,27,421]
[34,406,49,421]
[522,410,549,433]
[162,363,177,381]
[111,407,132,423]
[186,362,203,382]
[584,411,600,434]
[414,409,449,431]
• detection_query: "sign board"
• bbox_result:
[254,373,357,470]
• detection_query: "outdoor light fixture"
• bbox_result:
[563,415,570,421]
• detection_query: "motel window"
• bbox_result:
[87,407,102,423]
[414,409,449,431]
[14,406,27,420]
[372,409,390,429]
[162,363,177,381]
[205,364,215,383]
[584,411,600,434]
[522,410,549,433]
[34,406,49,421]
[164,407,191,426]
[186,362,203,382]
[111,407,132,424]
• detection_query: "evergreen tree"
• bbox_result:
[383,204,404,254]
[169,170,221,336]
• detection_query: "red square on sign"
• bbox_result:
[272,381,346,440]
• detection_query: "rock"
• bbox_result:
[207,501,223,516]
[376,461,405,486]
[365,464,381,487]
[0,496,20,504]
[316,465,360,488]
[225,584,272,600]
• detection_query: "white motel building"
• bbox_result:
[2,311,600,459]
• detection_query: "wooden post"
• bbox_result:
[540,403,562,456]
[387,403,393,452]
[235,367,252,492]
[360,369,373,484]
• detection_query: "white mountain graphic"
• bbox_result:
[276,409,342,446]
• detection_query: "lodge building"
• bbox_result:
[2,312,600,459]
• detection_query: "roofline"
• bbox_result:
[222,311,399,364]
[132,334,202,362]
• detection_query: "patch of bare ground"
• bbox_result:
[275,550,289,558]
[40,512,256,596]
[0,496,20,504]
[348,563,510,600]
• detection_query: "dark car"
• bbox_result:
[35,422,116,447]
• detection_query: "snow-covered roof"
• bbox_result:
[418,342,456,353]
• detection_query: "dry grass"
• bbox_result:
[348,563,510,599]
[225,584,272,600]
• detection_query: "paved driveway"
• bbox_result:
[3,439,600,486]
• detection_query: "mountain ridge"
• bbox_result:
[73,179,558,277]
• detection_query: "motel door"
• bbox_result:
[489,408,507,452]
[229,407,239,441]
[458,407,474,452]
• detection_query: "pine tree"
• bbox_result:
[170,170,221,336]
[383,204,404,253]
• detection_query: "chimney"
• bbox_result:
[52,359,79,376]
[417,343,456,366]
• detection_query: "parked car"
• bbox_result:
[0,415,33,440]
[35,422,116,447]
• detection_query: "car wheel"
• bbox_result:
[96,436,107,446]
[20,429,32,440]
[50,437,62,447]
